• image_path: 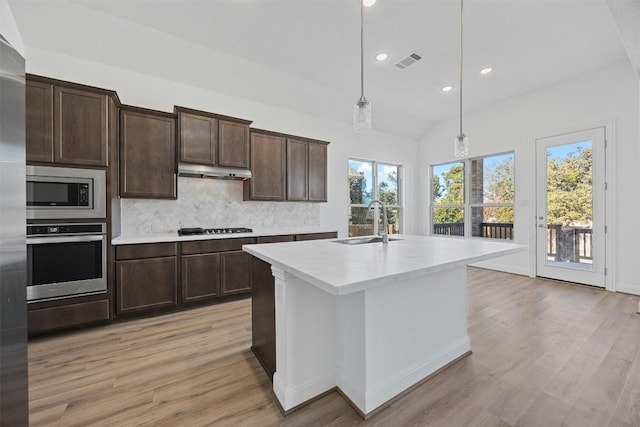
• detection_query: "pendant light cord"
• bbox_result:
[360,0,365,100]
[459,0,464,137]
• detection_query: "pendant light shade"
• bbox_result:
[454,134,469,158]
[454,0,468,157]
[354,0,371,132]
[354,96,372,132]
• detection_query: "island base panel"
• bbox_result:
[271,266,470,417]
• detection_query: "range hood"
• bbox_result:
[178,163,252,180]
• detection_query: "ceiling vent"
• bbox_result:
[394,52,423,70]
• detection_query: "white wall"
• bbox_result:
[23,47,419,238]
[418,60,640,293]
[1,0,24,55]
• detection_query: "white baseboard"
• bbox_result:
[470,260,529,276]
[273,370,336,411]
[363,336,471,414]
[615,281,640,296]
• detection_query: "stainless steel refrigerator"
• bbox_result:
[0,33,28,425]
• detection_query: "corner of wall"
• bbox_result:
[0,0,25,56]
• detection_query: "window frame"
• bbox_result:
[348,158,403,236]
[429,151,514,240]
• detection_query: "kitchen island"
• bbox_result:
[243,234,526,418]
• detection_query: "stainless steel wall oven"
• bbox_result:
[27,223,107,302]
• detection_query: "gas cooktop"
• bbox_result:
[178,227,253,236]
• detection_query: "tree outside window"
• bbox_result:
[348,159,402,237]
[431,152,515,240]
[432,162,465,236]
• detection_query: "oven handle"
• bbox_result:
[26,235,105,245]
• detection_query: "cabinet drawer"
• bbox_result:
[116,242,177,260]
[295,232,337,241]
[28,300,109,334]
[256,235,294,244]
[181,237,256,255]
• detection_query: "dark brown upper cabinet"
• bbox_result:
[26,76,109,167]
[244,130,287,201]
[286,138,308,201]
[286,138,329,202]
[120,106,177,199]
[307,141,328,202]
[245,130,329,202]
[26,79,54,163]
[175,106,251,169]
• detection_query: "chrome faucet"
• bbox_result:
[367,199,389,244]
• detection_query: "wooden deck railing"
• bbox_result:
[546,224,592,262]
[432,222,465,236]
[432,222,592,263]
[432,222,513,239]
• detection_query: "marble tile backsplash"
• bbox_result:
[120,177,320,234]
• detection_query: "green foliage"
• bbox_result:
[546,147,592,226]
[378,171,399,232]
[348,168,372,225]
[432,165,464,223]
[483,157,515,223]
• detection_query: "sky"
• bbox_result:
[547,140,591,160]
[349,159,399,205]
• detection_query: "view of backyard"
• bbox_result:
[431,143,593,265]
[348,159,401,236]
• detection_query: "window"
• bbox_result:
[348,159,402,237]
[432,161,465,236]
[431,152,514,240]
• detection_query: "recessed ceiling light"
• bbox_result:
[375,52,388,61]
[441,86,454,93]
[363,0,376,6]
[480,67,493,75]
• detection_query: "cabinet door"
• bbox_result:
[286,138,308,201]
[26,80,54,163]
[220,251,252,296]
[251,255,276,379]
[54,86,108,166]
[181,253,221,302]
[120,109,176,199]
[219,120,249,168]
[116,257,177,314]
[245,132,286,201]
[179,112,217,165]
[308,142,328,202]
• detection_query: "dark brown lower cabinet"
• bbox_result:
[115,242,178,315]
[182,253,221,302]
[221,251,253,296]
[251,256,276,379]
[251,231,337,380]
[295,232,337,241]
[28,300,110,335]
[116,257,177,314]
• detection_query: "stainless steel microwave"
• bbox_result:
[26,166,106,220]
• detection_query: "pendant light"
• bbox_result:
[354,0,371,132]
[454,0,469,157]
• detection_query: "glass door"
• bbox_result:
[535,127,606,287]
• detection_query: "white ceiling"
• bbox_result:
[8,0,631,139]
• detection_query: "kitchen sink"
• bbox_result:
[333,236,402,245]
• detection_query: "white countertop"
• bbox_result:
[111,227,337,245]
[243,234,527,295]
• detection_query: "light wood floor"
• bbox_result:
[29,268,640,426]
